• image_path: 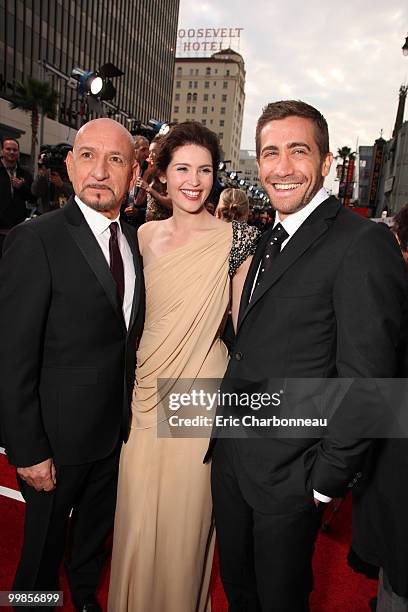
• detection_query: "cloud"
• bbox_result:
[178,0,408,161]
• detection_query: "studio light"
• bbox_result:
[90,75,103,95]
[148,119,171,135]
[70,63,124,103]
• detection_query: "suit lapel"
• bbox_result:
[121,220,142,334]
[237,197,341,333]
[63,198,125,329]
[237,229,270,328]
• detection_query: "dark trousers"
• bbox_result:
[211,439,323,612]
[14,448,119,609]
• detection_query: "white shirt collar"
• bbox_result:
[273,187,330,238]
[75,195,121,236]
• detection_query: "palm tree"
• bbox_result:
[336,147,355,203]
[9,77,59,174]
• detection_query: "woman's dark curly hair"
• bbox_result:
[155,121,220,177]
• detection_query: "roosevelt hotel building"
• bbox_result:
[170,49,246,168]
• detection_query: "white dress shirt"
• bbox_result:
[252,188,332,504]
[75,196,135,328]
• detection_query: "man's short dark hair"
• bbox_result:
[255,100,329,161]
[1,136,20,149]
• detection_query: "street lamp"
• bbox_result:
[402,35,408,57]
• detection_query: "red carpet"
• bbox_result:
[0,452,376,611]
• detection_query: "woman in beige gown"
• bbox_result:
[108,122,259,612]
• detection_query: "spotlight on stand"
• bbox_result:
[148,119,171,135]
[218,160,231,172]
[70,63,124,104]
[130,118,171,141]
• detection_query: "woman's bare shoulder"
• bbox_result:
[137,220,167,252]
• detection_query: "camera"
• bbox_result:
[38,143,72,177]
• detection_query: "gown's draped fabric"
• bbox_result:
[108,224,233,612]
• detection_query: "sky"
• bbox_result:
[178,0,408,185]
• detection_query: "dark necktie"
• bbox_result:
[109,222,125,303]
[255,222,289,289]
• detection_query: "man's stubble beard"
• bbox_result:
[80,190,117,212]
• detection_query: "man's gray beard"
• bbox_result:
[81,193,117,212]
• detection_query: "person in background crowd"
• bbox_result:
[0,118,144,612]
[393,204,408,268]
[350,203,408,612]
[216,187,249,223]
[123,135,150,227]
[133,135,150,166]
[108,121,259,611]
[259,206,274,231]
[209,99,407,612]
[31,158,73,214]
[205,201,216,215]
[136,135,172,222]
[0,137,36,256]
[248,207,263,231]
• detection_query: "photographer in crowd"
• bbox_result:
[138,135,172,221]
[31,144,73,214]
[0,136,36,256]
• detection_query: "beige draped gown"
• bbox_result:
[108,223,234,612]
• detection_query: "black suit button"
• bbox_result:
[235,352,243,361]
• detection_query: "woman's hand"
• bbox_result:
[135,177,150,192]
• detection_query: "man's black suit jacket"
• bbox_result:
[0,163,36,228]
[0,197,145,467]
[209,197,407,513]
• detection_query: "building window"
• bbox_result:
[189,81,193,88]
[194,81,198,88]
[193,93,197,101]
[174,106,179,113]
[206,67,211,75]
[192,106,196,114]
[187,92,192,101]
[226,70,230,76]
[187,106,190,113]
[219,132,223,139]
[176,81,181,88]
[176,66,182,75]
[212,94,216,99]
[222,94,227,102]
[195,69,199,75]
[202,107,208,114]
[210,119,213,125]
[202,119,207,126]
[203,94,209,101]
[220,107,226,115]
[175,93,180,101]
[220,120,224,127]
[211,107,214,112]
[215,69,218,74]
[204,81,209,88]
[223,81,228,89]
[190,68,194,75]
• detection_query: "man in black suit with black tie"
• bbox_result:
[210,100,407,611]
[0,118,145,611]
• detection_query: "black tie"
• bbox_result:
[255,223,289,288]
[109,222,125,303]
